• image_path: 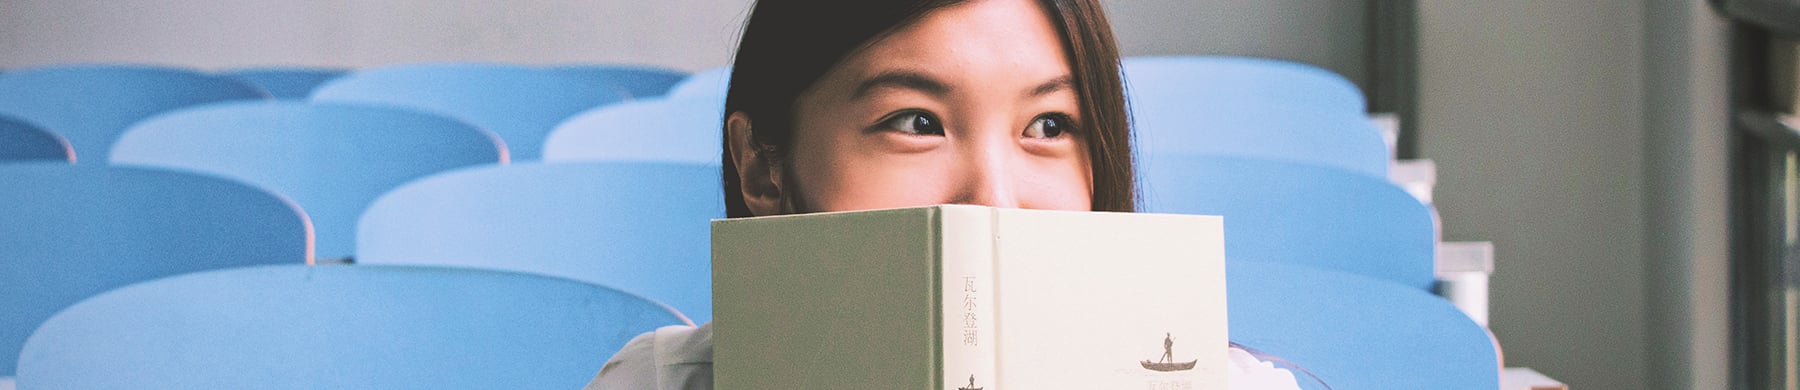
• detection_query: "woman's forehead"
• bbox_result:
[827,0,1074,95]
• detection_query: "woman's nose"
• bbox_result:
[951,134,1021,208]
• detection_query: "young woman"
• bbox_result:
[587,0,1304,388]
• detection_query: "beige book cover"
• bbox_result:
[713,205,1227,389]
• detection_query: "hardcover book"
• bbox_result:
[713,205,1228,389]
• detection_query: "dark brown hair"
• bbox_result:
[721,0,1134,217]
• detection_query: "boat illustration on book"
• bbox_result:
[1140,359,1199,372]
[958,374,983,390]
[1140,332,1198,372]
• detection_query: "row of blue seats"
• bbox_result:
[9,260,1489,389]
[1,58,1420,284]
[2,153,1430,318]
[0,61,1412,276]
[0,159,1483,388]
[0,63,700,162]
[225,64,692,101]
[0,57,1426,318]
[1,158,1453,386]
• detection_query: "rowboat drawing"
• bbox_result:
[1140,359,1199,372]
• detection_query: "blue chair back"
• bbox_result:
[548,64,689,99]
[0,65,270,162]
[1123,56,1366,114]
[1229,262,1499,389]
[220,67,348,100]
[1123,56,1387,178]
[1140,154,1435,290]
[543,96,725,164]
[0,115,72,163]
[0,163,311,377]
[666,66,731,98]
[310,63,629,160]
[357,162,724,322]
[111,101,507,262]
[16,265,688,389]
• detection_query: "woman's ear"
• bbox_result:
[726,112,784,216]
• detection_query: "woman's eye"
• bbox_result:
[1024,114,1074,139]
[881,111,945,136]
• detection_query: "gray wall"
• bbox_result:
[1418,0,1654,388]
[1642,0,1731,388]
[0,0,757,71]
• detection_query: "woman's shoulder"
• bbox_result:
[583,323,714,390]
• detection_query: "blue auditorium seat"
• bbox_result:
[1123,56,1388,178]
[111,101,507,263]
[1228,262,1499,389]
[548,64,689,99]
[665,66,731,98]
[1124,56,1367,114]
[310,63,629,160]
[1139,154,1436,290]
[0,65,270,162]
[357,162,723,322]
[0,163,311,377]
[220,67,349,99]
[15,265,688,389]
[543,95,725,165]
[0,115,72,163]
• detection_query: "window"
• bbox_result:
[1732,29,1800,390]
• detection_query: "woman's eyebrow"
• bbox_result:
[1027,75,1074,98]
[851,70,950,100]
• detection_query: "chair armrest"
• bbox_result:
[1389,159,1436,205]
[1435,241,1494,326]
[1502,367,1568,390]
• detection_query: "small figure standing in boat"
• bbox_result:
[958,374,982,390]
[1162,333,1175,364]
[1141,333,1198,372]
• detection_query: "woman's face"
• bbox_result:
[763,0,1093,213]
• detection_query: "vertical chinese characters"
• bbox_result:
[962,276,979,346]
